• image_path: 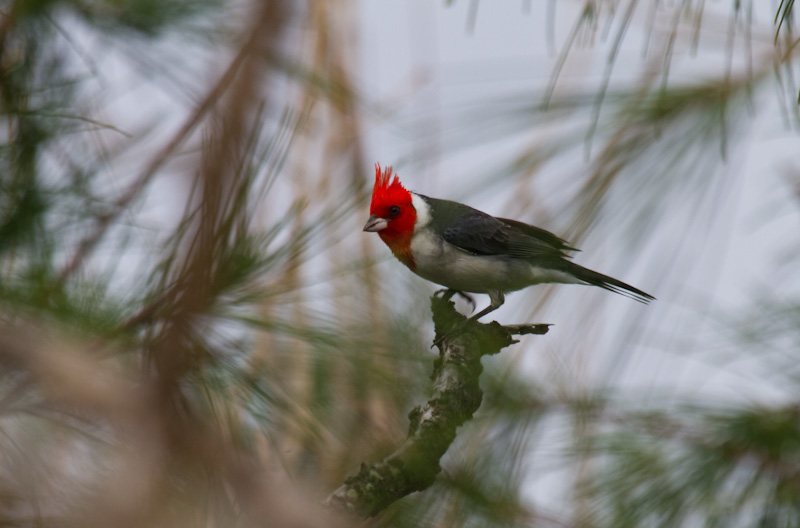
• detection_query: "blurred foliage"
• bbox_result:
[0,0,797,527]
[583,404,800,527]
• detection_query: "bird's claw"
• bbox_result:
[434,289,475,312]
[434,288,458,301]
[455,292,476,313]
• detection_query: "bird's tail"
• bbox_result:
[564,262,655,304]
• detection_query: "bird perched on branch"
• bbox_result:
[363,164,654,320]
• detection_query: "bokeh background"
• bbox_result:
[1,0,799,526]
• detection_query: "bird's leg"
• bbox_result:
[434,289,477,313]
[434,288,458,301]
[455,291,476,312]
[468,291,504,322]
[433,288,463,301]
[433,290,507,349]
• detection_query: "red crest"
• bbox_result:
[370,164,411,215]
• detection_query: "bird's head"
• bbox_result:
[363,164,417,265]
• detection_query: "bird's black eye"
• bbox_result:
[389,205,401,218]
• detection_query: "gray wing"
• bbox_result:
[423,196,576,261]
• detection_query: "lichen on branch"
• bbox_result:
[325,292,549,518]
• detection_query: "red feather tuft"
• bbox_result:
[374,163,396,188]
[370,163,410,215]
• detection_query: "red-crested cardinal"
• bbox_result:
[363,164,654,320]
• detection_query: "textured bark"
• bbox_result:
[325,293,549,518]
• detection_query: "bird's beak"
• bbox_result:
[363,215,388,232]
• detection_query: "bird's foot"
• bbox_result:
[431,292,551,348]
[434,288,457,301]
[433,289,476,313]
[456,291,476,313]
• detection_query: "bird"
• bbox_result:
[363,164,654,321]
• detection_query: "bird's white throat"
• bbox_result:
[410,193,432,230]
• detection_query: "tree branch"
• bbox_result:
[324,293,549,518]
